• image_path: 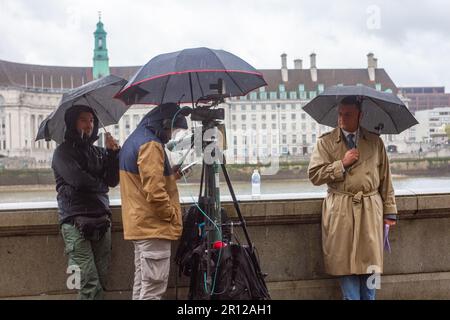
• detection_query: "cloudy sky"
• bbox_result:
[0,0,449,90]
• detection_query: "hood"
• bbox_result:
[63,105,99,145]
[138,103,188,143]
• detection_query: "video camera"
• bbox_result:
[180,78,228,122]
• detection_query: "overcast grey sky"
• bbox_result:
[1,0,449,90]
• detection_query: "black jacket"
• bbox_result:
[51,106,120,224]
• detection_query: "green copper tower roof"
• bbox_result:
[93,12,109,79]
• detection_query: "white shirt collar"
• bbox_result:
[341,128,358,138]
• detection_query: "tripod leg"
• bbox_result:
[220,162,253,249]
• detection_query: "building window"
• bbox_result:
[300,91,307,99]
[133,115,140,129]
[261,114,266,121]
[271,105,276,110]
[279,84,285,92]
[301,123,306,130]
[289,92,297,99]
[281,114,286,121]
[312,134,317,143]
[311,123,316,130]
[242,124,246,130]
[282,123,287,130]
[250,92,258,100]
[232,115,236,121]
[262,123,267,129]
[251,105,256,111]
[241,105,247,111]
[269,92,277,100]
[302,134,307,144]
[309,91,317,99]
[291,123,296,131]
[280,92,287,99]
[376,83,382,91]
[272,123,277,130]
[260,92,267,100]
[125,116,131,136]
[301,113,306,120]
[292,135,297,144]
[282,135,287,144]
[318,84,324,93]
[241,115,246,121]
[291,114,296,120]
[261,105,266,111]
[262,135,267,144]
[252,124,257,130]
[251,114,257,121]
[272,114,277,120]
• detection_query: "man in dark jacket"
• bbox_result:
[52,105,120,300]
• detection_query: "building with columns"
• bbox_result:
[0,18,416,168]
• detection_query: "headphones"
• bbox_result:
[162,119,172,130]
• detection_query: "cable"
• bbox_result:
[173,108,225,297]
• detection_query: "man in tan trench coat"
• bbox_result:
[308,96,397,300]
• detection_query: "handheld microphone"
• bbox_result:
[166,133,194,152]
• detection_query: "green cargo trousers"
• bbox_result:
[61,223,111,300]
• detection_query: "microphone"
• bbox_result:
[166,133,194,152]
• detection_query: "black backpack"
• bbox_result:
[175,205,270,300]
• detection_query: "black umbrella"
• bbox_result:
[302,85,418,134]
[114,47,267,105]
[36,74,128,144]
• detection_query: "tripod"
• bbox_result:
[192,111,267,299]
[174,78,270,299]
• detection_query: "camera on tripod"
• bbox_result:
[182,79,228,122]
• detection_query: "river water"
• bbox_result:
[1,176,450,204]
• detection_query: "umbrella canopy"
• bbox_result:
[114,47,267,105]
[302,85,418,134]
[36,74,128,144]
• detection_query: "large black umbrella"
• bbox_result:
[302,85,418,134]
[36,74,128,144]
[114,47,267,105]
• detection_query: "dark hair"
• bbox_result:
[339,96,362,111]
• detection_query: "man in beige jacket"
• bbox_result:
[119,103,187,300]
[308,95,397,300]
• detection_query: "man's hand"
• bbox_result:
[172,165,182,180]
[384,219,396,226]
[342,149,359,168]
[172,165,192,180]
[105,132,120,151]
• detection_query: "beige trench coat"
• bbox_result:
[308,127,397,276]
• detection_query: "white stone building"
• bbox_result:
[0,21,416,167]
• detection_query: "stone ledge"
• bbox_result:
[2,193,450,237]
[2,272,449,300]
